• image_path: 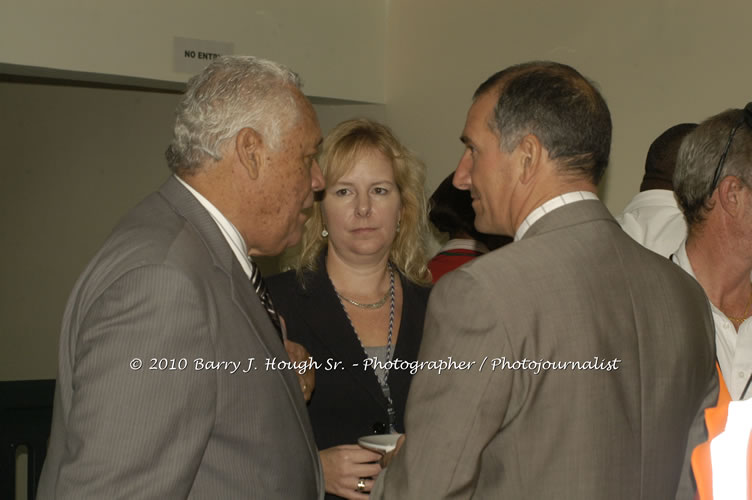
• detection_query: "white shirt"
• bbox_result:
[515,191,599,241]
[616,189,687,258]
[672,240,752,400]
[175,175,253,279]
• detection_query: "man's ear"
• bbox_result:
[516,134,543,185]
[717,175,746,217]
[235,127,264,180]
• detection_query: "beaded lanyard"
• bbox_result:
[336,264,397,433]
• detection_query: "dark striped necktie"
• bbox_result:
[249,259,282,339]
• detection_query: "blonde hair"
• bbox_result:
[296,118,431,285]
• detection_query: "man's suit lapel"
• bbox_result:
[158,178,287,349]
[523,199,618,240]
[158,178,280,344]
[157,176,323,489]
[298,261,391,410]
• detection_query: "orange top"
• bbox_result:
[691,365,752,499]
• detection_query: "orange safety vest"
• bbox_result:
[691,364,752,499]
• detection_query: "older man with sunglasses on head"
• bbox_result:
[673,103,752,402]
[673,103,752,500]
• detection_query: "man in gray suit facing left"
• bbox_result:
[38,56,325,498]
[373,62,718,499]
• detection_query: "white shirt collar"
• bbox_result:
[174,174,253,278]
[671,239,752,322]
[670,239,697,280]
[515,191,599,241]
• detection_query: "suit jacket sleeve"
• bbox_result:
[51,265,217,498]
[674,368,718,500]
[374,268,513,499]
[675,298,719,500]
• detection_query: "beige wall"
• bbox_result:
[1,0,388,381]
[0,0,386,102]
[0,83,178,381]
[4,0,752,380]
[385,0,752,211]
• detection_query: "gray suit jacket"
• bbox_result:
[38,176,323,499]
[373,200,717,499]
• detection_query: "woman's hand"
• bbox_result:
[320,444,383,499]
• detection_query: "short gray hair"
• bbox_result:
[166,55,302,173]
[474,61,612,184]
[674,108,752,229]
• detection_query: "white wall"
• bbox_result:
[0,0,386,102]
[385,0,752,212]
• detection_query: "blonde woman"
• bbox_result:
[268,119,431,500]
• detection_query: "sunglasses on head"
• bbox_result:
[710,102,752,190]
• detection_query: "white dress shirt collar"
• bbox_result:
[175,175,253,279]
[515,191,599,241]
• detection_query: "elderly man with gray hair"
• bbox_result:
[38,56,326,498]
[673,103,752,401]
